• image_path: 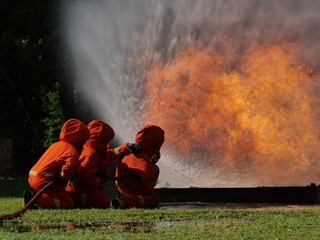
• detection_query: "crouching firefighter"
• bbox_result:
[25,119,90,209]
[112,124,165,209]
[66,120,142,208]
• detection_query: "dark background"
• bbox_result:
[0,1,95,177]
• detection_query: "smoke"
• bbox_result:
[64,0,320,187]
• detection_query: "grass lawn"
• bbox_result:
[1,178,320,239]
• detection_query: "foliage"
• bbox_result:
[41,82,64,148]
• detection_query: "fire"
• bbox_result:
[142,41,320,185]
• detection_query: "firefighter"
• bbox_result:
[25,119,90,209]
[112,124,165,209]
[66,120,141,208]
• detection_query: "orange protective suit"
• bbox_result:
[116,124,165,208]
[66,120,129,208]
[28,119,89,209]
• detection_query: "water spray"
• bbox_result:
[63,0,320,187]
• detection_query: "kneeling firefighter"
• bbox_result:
[113,124,165,209]
[66,120,141,208]
[26,119,90,209]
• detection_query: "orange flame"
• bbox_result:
[142,41,320,185]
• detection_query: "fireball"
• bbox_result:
[142,40,320,185]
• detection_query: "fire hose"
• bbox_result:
[0,181,55,221]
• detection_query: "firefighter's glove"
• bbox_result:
[151,153,161,165]
[127,143,142,154]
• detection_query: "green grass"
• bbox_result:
[1,178,320,239]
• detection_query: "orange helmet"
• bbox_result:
[59,119,89,145]
[87,120,115,144]
[135,124,165,157]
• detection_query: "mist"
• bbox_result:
[64,0,320,187]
